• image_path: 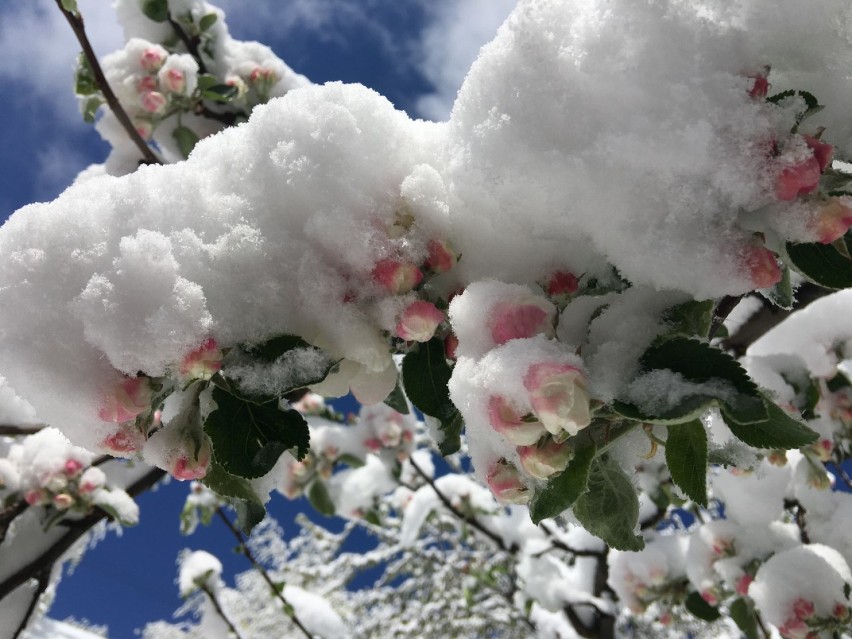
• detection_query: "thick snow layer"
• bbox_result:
[178,550,223,597]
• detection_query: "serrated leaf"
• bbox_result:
[383,377,410,414]
[730,598,758,639]
[201,461,263,505]
[766,89,823,130]
[763,263,793,309]
[74,53,99,96]
[685,591,721,621]
[664,300,714,338]
[234,499,265,536]
[665,420,708,506]
[821,168,852,196]
[205,386,309,479]
[142,0,169,22]
[573,456,644,551]
[784,236,852,290]
[723,398,818,449]
[402,338,463,455]
[196,74,219,92]
[238,335,337,395]
[173,125,199,159]
[307,480,336,516]
[530,444,596,523]
[612,396,718,426]
[199,12,218,31]
[202,84,239,104]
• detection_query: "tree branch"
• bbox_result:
[12,567,50,639]
[0,425,44,437]
[199,583,245,639]
[168,14,208,75]
[54,1,162,165]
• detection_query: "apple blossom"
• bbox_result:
[52,493,74,510]
[743,244,782,289]
[444,333,459,360]
[372,259,423,294]
[775,155,821,201]
[803,135,833,172]
[160,68,186,94]
[485,459,530,505]
[489,296,556,346]
[139,90,167,115]
[133,118,154,141]
[78,467,107,494]
[424,239,457,273]
[748,71,769,99]
[139,46,167,72]
[100,427,145,454]
[395,300,444,342]
[486,395,547,446]
[172,438,212,481]
[517,437,572,479]
[64,459,84,477]
[98,377,152,424]
[544,270,579,299]
[179,338,223,380]
[812,197,852,244]
[136,75,157,93]
[523,362,591,438]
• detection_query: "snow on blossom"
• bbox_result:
[395,300,444,342]
[523,362,591,438]
[487,395,547,446]
[179,550,223,597]
[609,535,688,613]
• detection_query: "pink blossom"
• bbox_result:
[139,90,167,115]
[812,438,834,462]
[487,396,547,446]
[424,239,457,273]
[748,73,769,99]
[545,270,579,298]
[364,437,383,452]
[79,467,107,493]
[775,156,821,201]
[161,68,186,94]
[523,362,591,437]
[53,493,74,510]
[137,75,158,92]
[101,427,144,455]
[792,598,815,620]
[833,603,850,620]
[804,135,833,172]
[743,245,781,289]
[444,333,459,360]
[485,459,530,505]
[171,438,211,481]
[179,338,223,380]
[139,47,167,72]
[778,617,810,639]
[517,438,573,479]
[396,300,444,342]
[24,490,46,506]
[700,589,719,606]
[812,197,852,244]
[489,296,555,346]
[98,377,152,423]
[249,67,277,85]
[372,259,423,294]
[735,573,754,595]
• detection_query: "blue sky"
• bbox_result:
[0,0,514,634]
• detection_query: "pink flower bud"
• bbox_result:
[743,244,781,289]
[485,459,530,505]
[735,573,753,596]
[775,156,821,201]
[748,73,769,99]
[79,467,107,493]
[248,66,277,86]
[833,603,850,620]
[396,301,444,342]
[518,438,573,479]
[53,493,74,510]
[101,427,144,454]
[364,437,383,452]
[161,68,186,94]
[812,438,834,462]
[545,271,579,299]
[489,296,556,346]
[171,438,212,481]
[139,90,167,115]
[487,396,547,446]
[24,490,46,506]
[523,362,591,437]
[137,75,158,93]
[98,377,152,423]
[803,135,833,172]
[812,197,852,244]
[700,589,719,606]
[225,74,248,99]
[140,47,167,72]
[778,617,810,639]
[179,338,223,380]
[424,239,457,273]
[444,333,459,360]
[64,459,84,477]
[658,612,673,626]
[792,598,815,620]
[372,259,423,294]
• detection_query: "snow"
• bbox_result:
[178,550,223,597]
[282,585,349,639]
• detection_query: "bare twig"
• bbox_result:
[215,509,314,639]
[168,14,208,74]
[199,583,245,639]
[12,567,50,639]
[54,0,161,165]
[0,425,44,437]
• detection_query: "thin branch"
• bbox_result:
[54,1,162,165]
[12,567,50,639]
[215,509,314,639]
[0,425,44,437]
[199,583,245,639]
[538,522,605,558]
[708,295,743,341]
[168,14,208,74]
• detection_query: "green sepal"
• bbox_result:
[663,299,714,338]
[684,591,721,621]
[234,499,266,536]
[573,455,644,551]
[730,597,758,639]
[723,398,818,449]
[529,444,596,524]
[307,480,336,517]
[199,13,218,31]
[383,377,410,415]
[204,386,310,479]
[142,0,169,22]
[173,125,199,158]
[402,338,463,455]
[784,235,852,290]
[665,420,708,506]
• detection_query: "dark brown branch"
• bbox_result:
[12,567,50,639]
[709,294,743,341]
[199,583,245,639]
[784,498,811,544]
[54,0,161,165]
[215,509,314,639]
[0,425,44,437]
[538,522,605,557]
[168,14,208,74]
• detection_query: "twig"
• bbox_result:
[538,522,605,557]
[12,567,51,639]
[708,295,743,341]
[168,14,208,74]
[199,583,245,639]
[215,509,314,639]
[54,0,162,165]
[0,425,44,437]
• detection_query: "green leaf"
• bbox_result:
[402,338,463,455]
[142,0,169,22]
[573,456,644,551]
[383,377,410,414]
[201,461,263,505]
[74,53,99,96]
[173,125,199,159]
[763,263,793,310]
[234,500,265,536]
[337,453,365,469]
[307,480,336,517]
[784,236,852,290]
[665,421,708,506]
[766,89,824,129]
[199,12,218,31]
[60,0,78,14]
[204,386,310,479]
[723,398,818,449]
[196,74,220,92]
[663,300,714,338]
[729,597,758,639]
[530,444,596,523]
[684,591,721,621]
[81,96,102,124]
[202,84,239,104]
[821,167,852,196]
[234,335,338,397]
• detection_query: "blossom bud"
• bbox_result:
[775,156,821,201]
[518,438,573,479]
[748,71,769,99]
[743,244,781,289]
[134,119,154,141]
[545,270,579,299]
[792,598,815,620]
[833,603,850,620]
[372,259,423,294]
[139,46,167,72]
[812,197,852,244]
[139,90,167,115]
[735,573,754,596]
[64,459,84,477]
[24,489,47,506]
[160,68,186,94]
[53,493,74,510]
[137,75,158,93]
[444,333,459,360]
[811,438,834,462]
[807,468,832,490]
[523,362,591,438]
[98,377,152,424]
[44,473,68,493]
[778,618,810,639]
[248,66,278,94]
[364,437,383,452]
[225,74,248,99]
[179,338,223,380]
[700,588,720,606]
[485,459,530,505]
[803,135,833,172]
[395,301,444,342]
[424,239,457,273]
[171,437,212,481]
[101,427,144,454]
[487,396,547,446]
[489,296,556,346]
[79,467,107,494]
